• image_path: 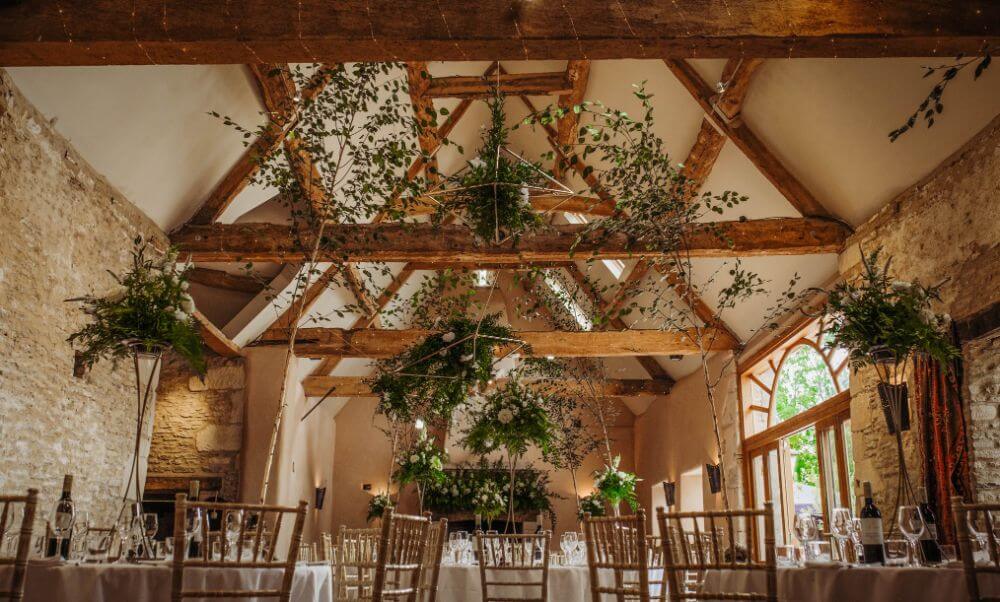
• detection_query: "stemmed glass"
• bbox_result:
[184,508,203,560]
[1,507,22,555]
[114,516,132,563]
[560,532,578,564]
[574,533,586,565]
[793,513,818,562]
[224,511,243,561]
[967,512,989,561]
[849,518,864,563]
[898,506,926,566]
[448,531,467,564]
[142,513,159,558]
[71,511,91,560]
[830,508,852,563]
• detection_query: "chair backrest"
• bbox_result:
[952,497,1000,602]
[321,531,334,563]
[0,489,38,602]
[475,531,550,602]
[335,526,381,601]
[420,519,447,602]
[170,493,307,602]
[656,503,776,602]
[372,509,433,602]
[583,510,652,602]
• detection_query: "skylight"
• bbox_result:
[473,269,495,288]
[543,272,593,331]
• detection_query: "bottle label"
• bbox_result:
[860,518,884,545]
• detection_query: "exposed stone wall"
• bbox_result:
[0,70,164,526]
[840,113,1000,509]
[147,355,246,500]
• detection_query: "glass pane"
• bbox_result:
[766,448,785,547]
[787,427,821,518]
[837,366,850,392]
[819,426,842,519]
[773,346,837,424]
[842,419,856,499]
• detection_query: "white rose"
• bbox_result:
[441,331,456,343]
[469,157,485,169]
[410,454,419,463]
[891,280,912,292]
[180,280,190,291]
[439,349,448,357]
[497,408,514,425]
[106,288,127,303]
[180,294,195,314]
[460,353,474,363]
[519,185,531,206]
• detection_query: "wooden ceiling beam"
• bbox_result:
[553,60,591,179]
[2,1,995,65]
[258,327,733,358]
[173,218,851,263]
[428,71,571,98]
[397,192,617,217]
[193,311,242,358]
[406,62,442,183]
[664,58,837,219]
[187,267,266,294]
[302,375,672,398]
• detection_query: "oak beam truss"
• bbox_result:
[257,327,734,358]
[428,71,572,98]
[172,218,851,263]
[187,267,267,294]
[302,375,672,398]
[1,1,996,65]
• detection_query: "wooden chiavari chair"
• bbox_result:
[583,510,653,602]
[419,519,447,602]
[335,526,380,601]
[642,535,667,602]
[656,503,777,602]
[372,509,433,601]
[475,531,550,602]
[952,497,1000,602]
[170,493,308,602]
[320,532,335,563]
[0,489,38,602]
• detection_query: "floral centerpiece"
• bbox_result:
[423,461,557,519]
[463,378,557,530]
[366,492,393,523]
[472,480,507,525]
[593,456,640,515]
[395,431,447,486]
[67,237,206,374]
[371,314,518,425]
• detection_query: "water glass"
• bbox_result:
[225,511,243,560]
[775,545,800,567]
[885,539,909,566]
[807,540,833,562]
[830,508,852,563]
[85,530,112,562]
[939,544,957,563]
[793,513,818,561]
[897,506,926,566]
[114,516,132,563]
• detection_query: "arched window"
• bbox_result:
[739,319,853,557]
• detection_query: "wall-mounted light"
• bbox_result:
[662,481,676,507]
[362,483,372,492]
[315,485,327,510]
[706,463,722,494]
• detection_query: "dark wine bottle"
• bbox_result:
[188,480,202,559]
[859,481,885,565]
[917,487,943,564]
[47,474,74,559]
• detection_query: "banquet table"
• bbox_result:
[1,559,333,602]
[701,564,1000,602]
[435,563,664,602]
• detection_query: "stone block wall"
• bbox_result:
[147,355,246,501]
[841,113,1000,509]
[0,70,164,526]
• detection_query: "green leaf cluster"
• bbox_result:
[370,314,519,425]
[593,455,641,511]
[462,378,556,458]
[422,459,555,518]
[394,431,448,486]
[823,248,959,367]
[67,236,206,375]
[366,492,393,523]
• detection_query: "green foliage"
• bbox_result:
[439,93,544,242]
[366,492,393,523]
[471,480,507,523]
[462,378,557,458]
[394,431,447,487]
[370,314,519,425]
[578,492,606,520]
[422,460,556,518]
[593,456,640,511]
[67,236,206,375]
[823,248,959,368]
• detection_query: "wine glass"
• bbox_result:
[448,531,463,564]
[85,530,112,562]
[898,506,926,566]
[114,516,132,563]
[830,508,852,563]
[184,508,203,560]
[848,518,864,563]
[224,511,243,561]
[793,513,818,561]
[1,506,22,555]
[141,513,158,558]
[70,511,91,560]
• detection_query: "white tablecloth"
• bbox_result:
[435,563,663,601]
[701,565,1000,602]
[1,560,333,602]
